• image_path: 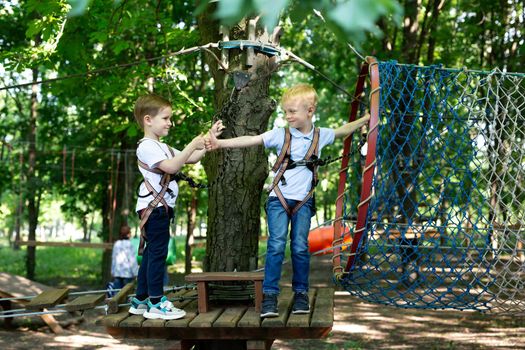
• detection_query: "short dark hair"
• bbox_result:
[119,225,131,240]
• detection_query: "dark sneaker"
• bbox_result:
[260,294,278,318]
[292,292,310,314]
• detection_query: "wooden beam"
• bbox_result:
[185,272,264,282]
[26,288,69,310]
[15,240,113,249]
[107,282,135,314]
[65,293,105,312]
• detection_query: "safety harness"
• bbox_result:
[136,141,175,256]
[268,127,320,216]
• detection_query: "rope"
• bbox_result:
[335,60,525,315]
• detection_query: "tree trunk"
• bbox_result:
[26,67,39,280]
[401,0,420,63]
[426,0,445,63]
[198,9,276,272]
[185,189,198,274]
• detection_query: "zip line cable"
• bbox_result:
[0,43,220,92]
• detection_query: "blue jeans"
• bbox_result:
[263,196,314,295]
[136,207,173,299]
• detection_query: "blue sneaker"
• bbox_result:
[260,294,278,318]
[129,297,148,315]
[143,296,186,320]
[292,292,310,314]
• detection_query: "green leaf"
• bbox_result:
[67,0,91,17]
[254,0,289,29]
[214,0,253,25]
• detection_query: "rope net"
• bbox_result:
[334,59,525,314]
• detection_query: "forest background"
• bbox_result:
[0,0,523,287]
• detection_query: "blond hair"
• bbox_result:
[281,83,318,108]
[134,94,171,130]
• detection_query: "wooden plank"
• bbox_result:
[166,300,198,328]
[15,240,113,249]
[185,272,264,282]
[196,281,209,313]
[120,314,146,328]
[100,310,131,327]
[237,307,261,327]
[310,288,334,328]
[142,318,166,328]
[26,288,69,310]
[107,281,135,314]
[0,272,50,299]
[189,308,223,328]
[65,293,105,312]
[286,289,316,327]
[212,307,246,327]
[261,288,293,328]
[254,280,262,312]
[40,311,64,334]
[0,273,63,334]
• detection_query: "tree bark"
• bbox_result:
[26,67,39,280]
[185,189,197,274]
[198,9,276,272]
[401,0,420,63]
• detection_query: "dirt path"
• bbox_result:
[1,256,524,349]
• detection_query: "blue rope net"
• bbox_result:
[337,60,525,314]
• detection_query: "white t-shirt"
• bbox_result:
[135,138,180,211]
[111,239,138,278]
[262,126,335,201]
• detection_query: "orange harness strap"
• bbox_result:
[269,127,320,216]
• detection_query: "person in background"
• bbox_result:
[108,225,138,297]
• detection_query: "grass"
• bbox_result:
[0,242,103,288]
[0,236,279,289]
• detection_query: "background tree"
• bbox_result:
[1,0,523,282]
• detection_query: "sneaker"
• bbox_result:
[129,297,148,315]
[143,296,186,320]
[260,294,278,318]
[292,292,310,314]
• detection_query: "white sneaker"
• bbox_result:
[129,297,148,315]
[143,296,186,320]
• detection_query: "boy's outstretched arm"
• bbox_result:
[205,121,263,150]
[157,135,205,174]
[334,113,370,139]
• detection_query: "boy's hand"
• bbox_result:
[204,120,224,151]
[210,120,225,138]
[359,112,371,125]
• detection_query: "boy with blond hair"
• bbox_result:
[129,94,221,320]
[206,83,369,317]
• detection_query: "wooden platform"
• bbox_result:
[185,271,264,313]
[0,272,64,333]
[101,287,334,349]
